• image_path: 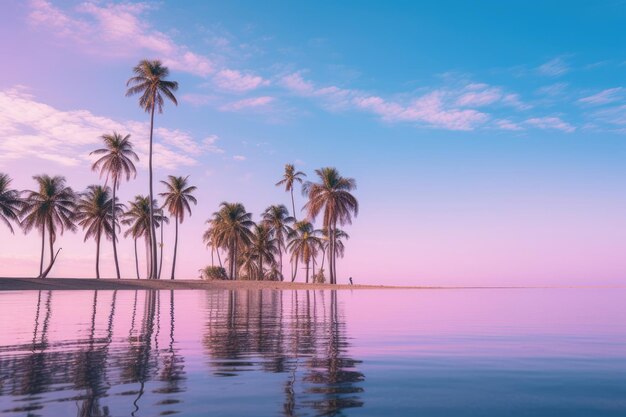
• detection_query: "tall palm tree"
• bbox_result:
[159,175,197,280]
[126,59,178,279]
[303,168,358,284]
[261,204,294,281]
[276,164,306,219]
[21,175,76,278]
[205,202,254,280]
[287,221,322,283]
[91,132,139,279]
[75,185,123,279]
[319,228,350,276]
[247,223,279,280]
[122,196,167,279]
[0,173,23,233]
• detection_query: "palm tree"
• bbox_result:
[126,59,178,279]
[319,228,349,277]
[75,185,123,279]
[261,204,294,281]
[205,202,254,280]
[247,223,279,280]
[276,164,306,219]
[0,173,23,233]
[122,196,167,279]
[159,175,197,280]
[303,168,358,284]
[91,132,139,279]
[21,175,76,278]
[287,221,322,283]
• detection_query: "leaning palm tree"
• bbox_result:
[247,223,279,280]
[126,59,178,279]
[303,168,358,284]
[205,202,254,280]
[159,175,197,280]
[21,175,76,278]
[122,195,167,279]
[75,185,124,279]
[287,221,322,283]
[91,132,139,279]
[276,164,306,219]
[261,204,294,281]
[0,173,23,233]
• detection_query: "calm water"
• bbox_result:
[1,288,626,416]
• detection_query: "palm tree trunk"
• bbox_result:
[96,228,101,279]
[290,188,296,220]
[158,211,164,279]
[329,228,335,284]
[171,217,179,280]
[39,222,45,277]
[291,257,299,282]
[148,99,158,279]
[306,258,309,284]
[112,177,121,279]
[145,237,150,279]
[211,247,214,266]
[134,238,140,279]
[234,240,238,280]
[279,246,283,281]
[216,247,223,269]
[258,254,263,281]
[47,223,54,277]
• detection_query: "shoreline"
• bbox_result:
[0,277,624,291]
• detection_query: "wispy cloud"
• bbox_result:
[28,0,264,85]
[495,119,524,131]
[0,87,209,169]
[233,155,246,161]
[213,69,269,92]
[525,116,575,133]
[538,57,570,77]
[220,96,275,112]
[578,88,624,106]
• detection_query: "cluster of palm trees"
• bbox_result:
[0,59,197,279]
[0,59,359,284]
[203,165,358,284]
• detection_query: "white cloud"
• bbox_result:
[233,155,246,161]
[213,69,269,92]
[0,87,201,170]
[578,88,624,106]
[202,135,225,154]
[525,116,575,133]
[496,119,524,131]
[220,96,275,111]
[538,57,570,77]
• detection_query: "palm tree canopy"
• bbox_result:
[0,173,23,233]
[126,59,178,113]
[275,163,306,192]
[75,185,124,242]
[248,223,279,264]
[287,220,322,263]
[205,202,255,250]
[21,175,77,236]
[90,132,139,185]
[122,195,168,240]
[159,175,197,223]
[261,204,294,249]
[302,167,358,228]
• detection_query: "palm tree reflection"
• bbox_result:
[203,289,365,416]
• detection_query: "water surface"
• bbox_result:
[1,288,625,416]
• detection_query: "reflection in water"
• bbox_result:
[203,290,364,416]
[0,289,362,417]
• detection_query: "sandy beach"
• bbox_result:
[0,277,440,291]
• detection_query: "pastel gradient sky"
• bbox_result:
[1,0,626,285]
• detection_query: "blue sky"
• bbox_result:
[1,1,626,284]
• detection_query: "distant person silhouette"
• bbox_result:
[349,277,353,285]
